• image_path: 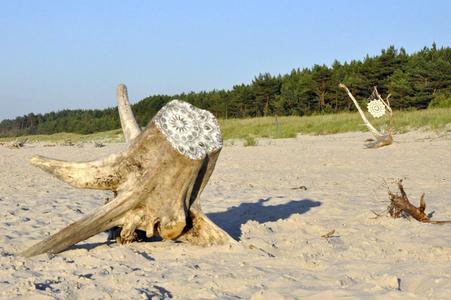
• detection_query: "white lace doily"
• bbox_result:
[367,99,386,118]
[153,100,223,160]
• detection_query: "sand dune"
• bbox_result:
[1,131,450,299]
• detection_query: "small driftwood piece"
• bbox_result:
[339,83,393,148]
[94,141,105,148]
[61,139,74,146]
[8,138,28,149]
[20,84,235,257]
[321,229,337,239]
[388,180,451,224]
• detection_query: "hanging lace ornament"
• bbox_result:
[367,99,386,118]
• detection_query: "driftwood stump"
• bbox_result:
[21,84,235,257]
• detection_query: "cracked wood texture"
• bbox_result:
[21,88,234,257]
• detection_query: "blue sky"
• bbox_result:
[1,0,450,120]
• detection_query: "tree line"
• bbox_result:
[1,44,450,137]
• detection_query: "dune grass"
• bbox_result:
[220,107,451,140]
[0,129,124,143]
[1,108,450,143]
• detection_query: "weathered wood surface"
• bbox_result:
[339,83,393,148]
[388,180,451,225]
[21,85,235,257]
[117,84,141,144]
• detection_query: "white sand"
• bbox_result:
[0,131,450,299]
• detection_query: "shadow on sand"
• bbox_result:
[208,197,321,240]
[69,197,321,252]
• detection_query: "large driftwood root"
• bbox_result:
[387,180,451,224]
[20,85,236,257]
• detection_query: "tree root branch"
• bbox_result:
[387,180,451,224]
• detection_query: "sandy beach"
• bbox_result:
[0,130,450,299]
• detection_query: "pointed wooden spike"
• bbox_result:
[117,84,142,144]
[339,83,383,138]
[419,193,426,213]
[20,190,139,257]
[30,153,123,190]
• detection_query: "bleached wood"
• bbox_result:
[21,94,233,257]
[178,150,237,246]
[30,153,124,190]
[117,84,141,144]
[339,83,382,137]
[20,188,136,257]
[339,83,393,148]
